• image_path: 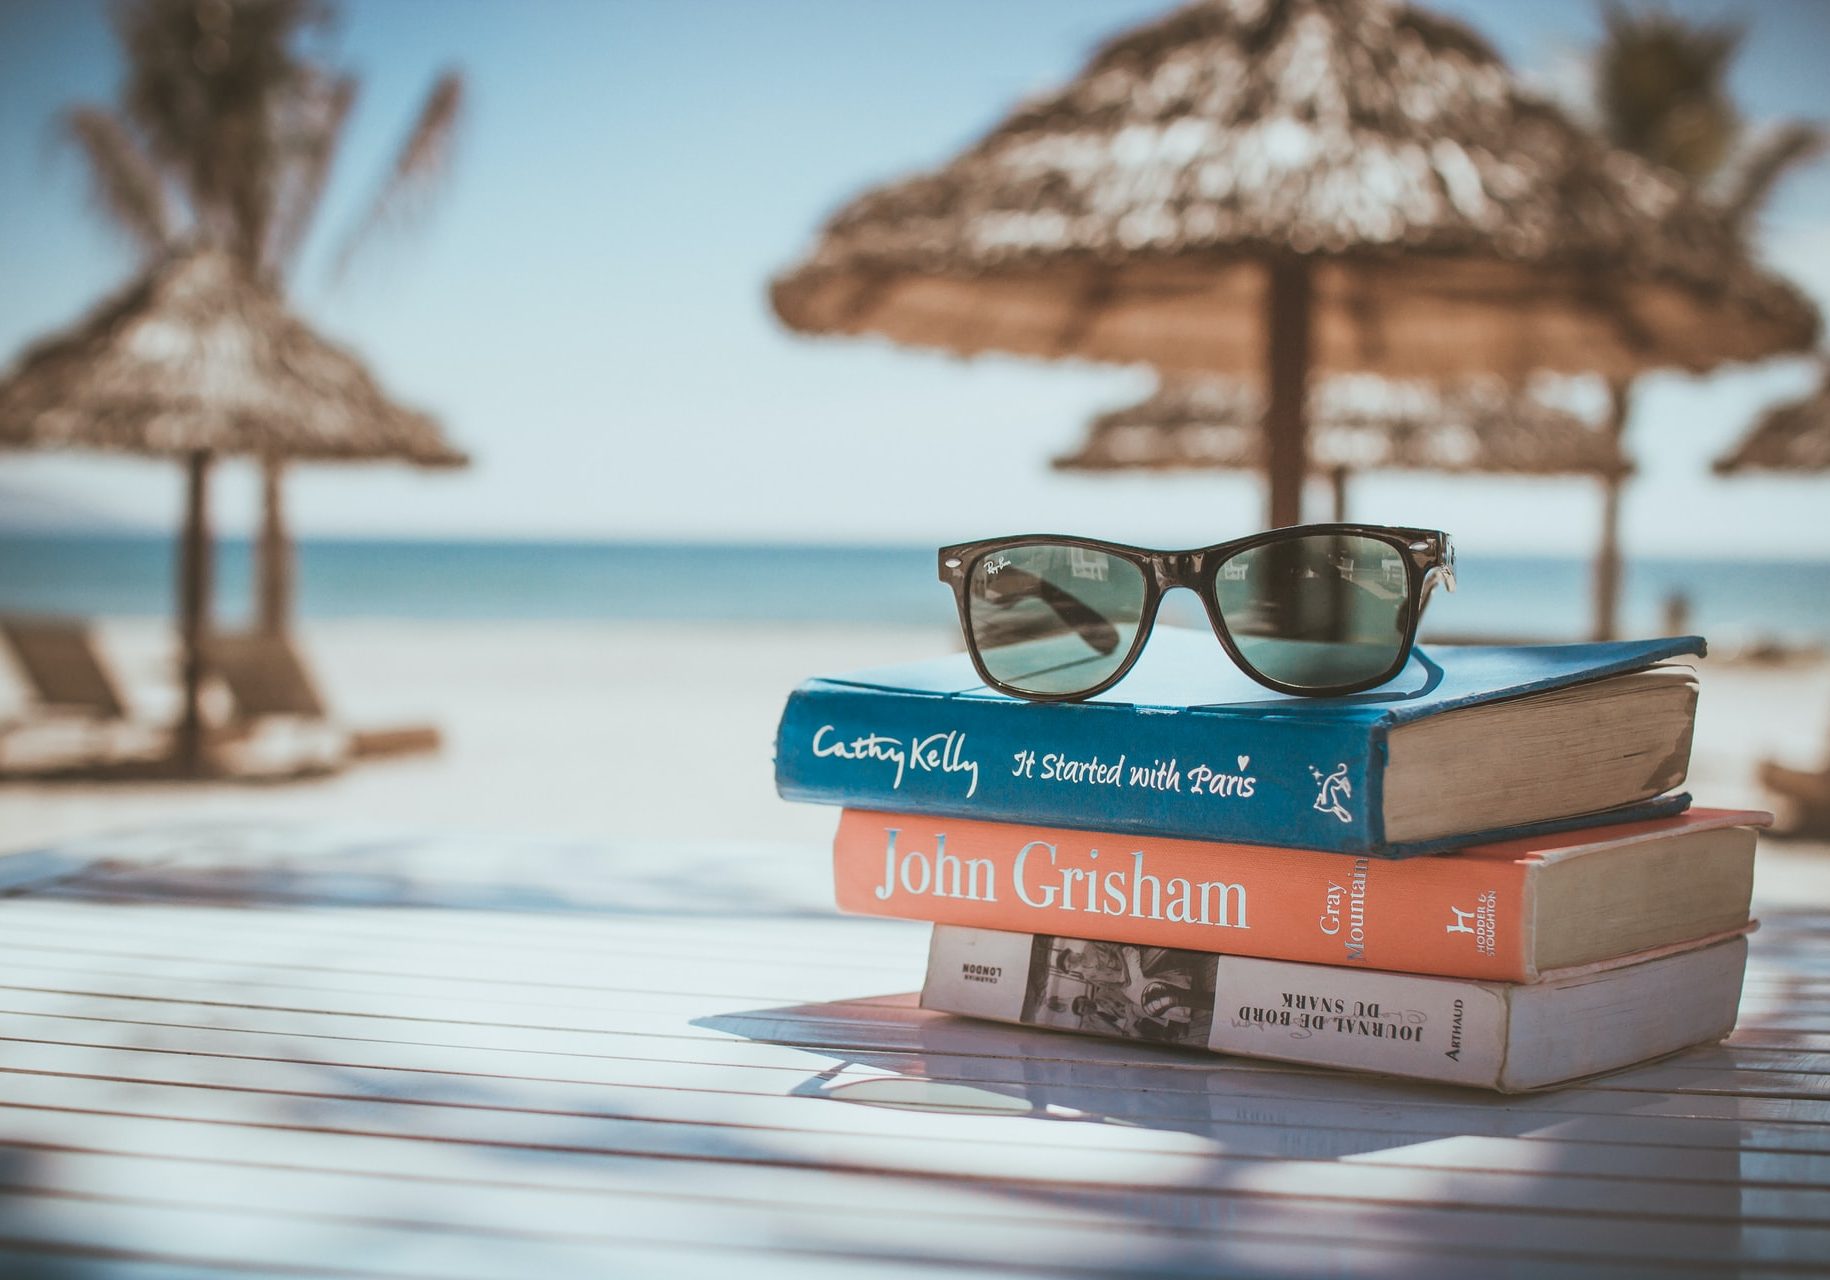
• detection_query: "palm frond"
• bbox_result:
[59,105,175,257]
[1717,121,1826,231]
[116,0,328,267]
[264,72,357,280]
[1595,2,1743,182]
[330,70,465,280]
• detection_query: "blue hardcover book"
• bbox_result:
[774,628,1702,858]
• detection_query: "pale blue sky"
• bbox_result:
[1,0,1826,555]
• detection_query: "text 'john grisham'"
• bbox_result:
[874,827,1248,929]
[811,725,1257,803]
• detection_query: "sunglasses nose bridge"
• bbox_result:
[1151,551,1207,593]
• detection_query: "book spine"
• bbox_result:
[843,810,1535,980]
[775,680,1390,854]
[922,925,1512,1089]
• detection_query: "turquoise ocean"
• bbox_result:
[2,534,1827,646]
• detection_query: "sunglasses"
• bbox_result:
[938,524,1456,701]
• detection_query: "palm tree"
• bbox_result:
[1588,2,1822,639]
[62,0,464,633]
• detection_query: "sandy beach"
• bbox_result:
[2,619,1826,905]
[0,620,949,852]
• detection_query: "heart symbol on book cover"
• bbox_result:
[1237,755,1250,772]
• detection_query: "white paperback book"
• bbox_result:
[921,923,1750,1092]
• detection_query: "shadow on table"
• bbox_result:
[693,996,1755,1272]
[1,820,838,918]
[0,1145,94,1280]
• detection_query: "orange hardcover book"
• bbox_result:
[834,806,1766,981]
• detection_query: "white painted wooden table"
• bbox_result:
[0,823,1824,1278]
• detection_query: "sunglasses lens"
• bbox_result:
[967,543,1147,696]
[1212,533,1412,691]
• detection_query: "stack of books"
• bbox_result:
[774,627,1762,1092]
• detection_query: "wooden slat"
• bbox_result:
[1,1133,1826,1275]
[4,1067,1830,1226]
[6,952,1822,1067]
[0,1192,1039,1280]
[3,982,1827,1129]
[3,1036,1830,1189]
[0,914,1823,1025]
[2,978,1827,1127]
[5,1195,1789,1280]
[0,962,1826,1109]
[0,1247,391,1280]
[8,1009,1830,1158]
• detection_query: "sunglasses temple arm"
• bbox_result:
[1419,563,1455,612]
[1408,644,1447,696]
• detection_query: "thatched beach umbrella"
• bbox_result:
[1714,374,1830,475]
[772,0,1817,529]
[0,246,466,773]
[1055,375,1629,520]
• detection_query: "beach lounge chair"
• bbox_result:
[207,631,442,769]
[0,617,164,772]
[1759,757,1830,840]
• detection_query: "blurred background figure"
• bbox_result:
[0,0,1826,867]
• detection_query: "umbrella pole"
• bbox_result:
[1330,467,1349,523]
[257,456,292,635]
[1264,258,1312,528]
[176,450,214,775]
[1592,379,1633,641]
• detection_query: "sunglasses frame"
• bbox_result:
[938,523,1456,701]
